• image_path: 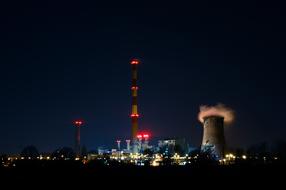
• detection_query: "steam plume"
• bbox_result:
[198,103,235,125]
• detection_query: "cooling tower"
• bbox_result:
[201,116,225,159]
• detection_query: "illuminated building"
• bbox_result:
[158,138,189,156]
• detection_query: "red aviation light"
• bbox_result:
[131,59,140,65]
[137,133,150,140]
[143,134,150,139]
[74,120,83,127]
[130,114,139,118]
[131,86,139,90]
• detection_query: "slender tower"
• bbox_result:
[126,140,131,151]
[116,140,121,151]
[130,59,140,141]
[74,120,83,157]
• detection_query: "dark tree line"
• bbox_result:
[18,145,88,159]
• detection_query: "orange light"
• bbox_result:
[130,114,139,118]
[131,86,139,90]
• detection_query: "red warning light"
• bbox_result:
[137,133,150,140]
[130,114,139,118]
[74,120,83,127]
[143,134,150,139]
[131,86,139,90]
[131,59,140,65]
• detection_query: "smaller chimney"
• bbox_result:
[116,140,121,151]
[126,140,131,151]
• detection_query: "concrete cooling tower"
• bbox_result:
[201,116,225,159]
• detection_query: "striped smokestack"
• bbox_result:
[130,59,140,141]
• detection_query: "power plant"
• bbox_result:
[68,61,236,162]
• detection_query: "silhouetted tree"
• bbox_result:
[196,152,218,165]
[247,142,270,158]
[235,148,245,158]
[273,140,286,160]
[51,147,75,160]
[81,145,87,157]
[161,157,172,166]
[189,148,201,157]
[174,144,184,156]
[174,139,189,156]
[20,145,39,159]
[1,154,8,166]
[195,145,218,165]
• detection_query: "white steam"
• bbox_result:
[198,103,235,125]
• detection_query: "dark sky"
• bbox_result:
[0,1,285,153]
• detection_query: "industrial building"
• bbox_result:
[158,138,189,156]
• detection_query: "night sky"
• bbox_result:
[0,1,286,153]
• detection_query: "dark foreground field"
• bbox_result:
[1,161,285,187]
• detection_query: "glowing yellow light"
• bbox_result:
[151,161,160,167]
[242,155,247,160]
